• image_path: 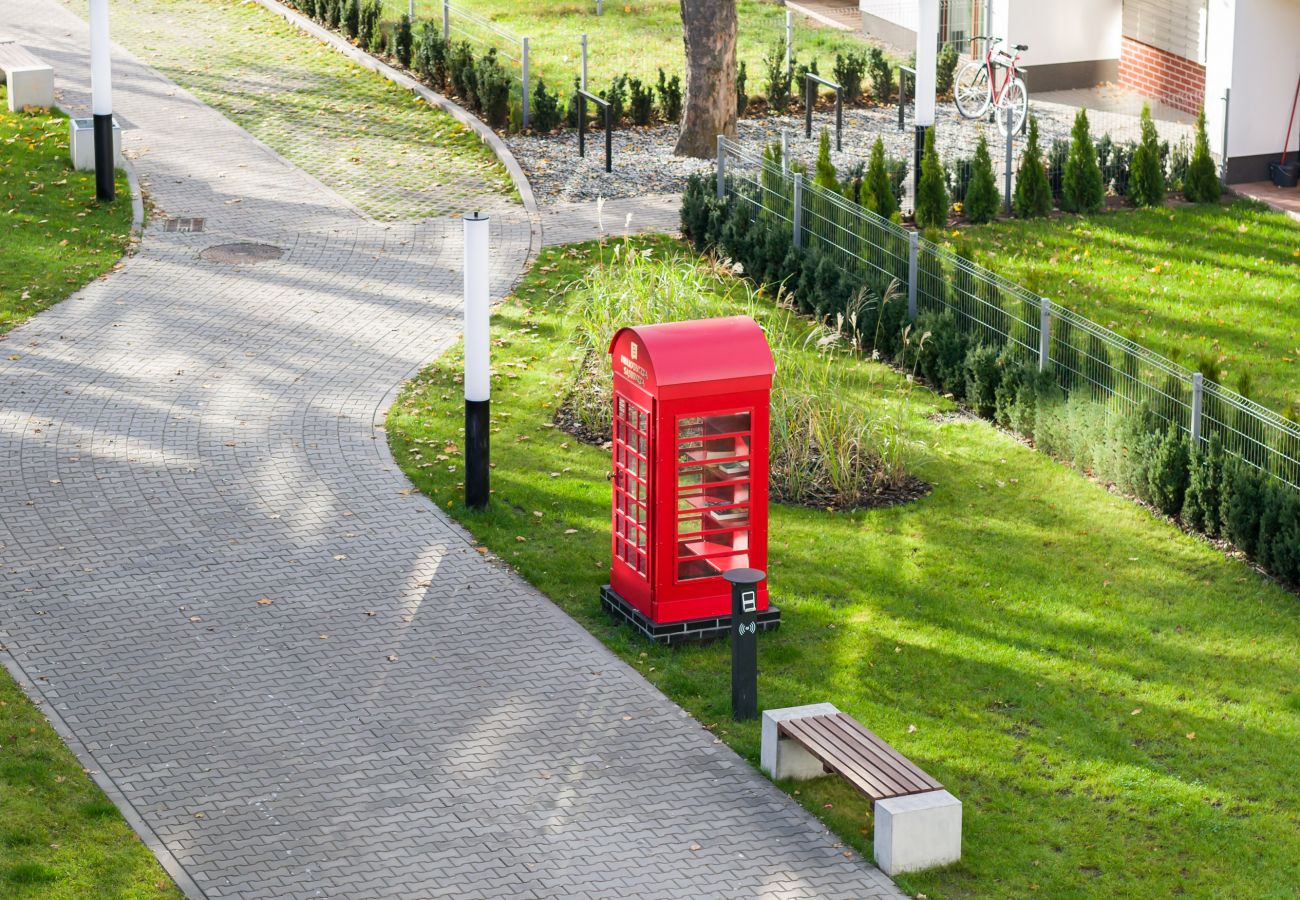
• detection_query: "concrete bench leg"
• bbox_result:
[760,703,839,780]
[7,66,55,112]
[873,789,962,875]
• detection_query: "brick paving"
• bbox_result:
[0,2,903,897]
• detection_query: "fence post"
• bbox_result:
[597,0,602,13]
[804,75,813,139]
[580,33,588,90]
[578,93,586,158]
[898,67,906,131]
[1038,298,1051,371]
[1004,122,1014,214]
[780,127,789,172]
[716,134,726,200]
[792,173,804,250]
[834,86,842,152]
[1191,372,1204,444]
[907,231,918,320]
[1220,89,1231,186]
[442,0,449,40]
[521,37,530,129]
[604,102,612,173]
[408,0,413,20]
[785,11,792,78]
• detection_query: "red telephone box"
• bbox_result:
[600,316,782,644]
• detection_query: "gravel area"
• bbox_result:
[507,95,1196,207]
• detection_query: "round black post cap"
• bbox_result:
[723,568,766,586]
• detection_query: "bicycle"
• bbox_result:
[954,36,1029,136]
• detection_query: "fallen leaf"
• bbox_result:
[1131,708,1142,716]
[256,598,273,606]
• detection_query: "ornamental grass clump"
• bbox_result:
[557,241,920,508]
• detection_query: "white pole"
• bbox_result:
[580,33,588,90]
[915,0,938,128]
[89,0,114,201]
[785,11,792,77]
[463,212,491,508]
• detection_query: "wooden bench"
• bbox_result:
[0,39,55,112]
[761,703,961,875]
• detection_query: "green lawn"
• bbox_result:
[59,0,514,220]
[399,0,877,97]
[955,199,1300,413]
[389,237,1300,899]
[1,86,132,334]
[0,677,182,899]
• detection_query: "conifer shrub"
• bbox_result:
[629,77,654,126]
[914,126,948,230]
[964,133,1000,224]
[832,50,867,103]
[1062,108,1104,214]
[1013,116,1052,218]
[1128,103,1166,207]
[531,79,563,132]
[393,14,414,68]
[814,129,838,191]
[1183,107,1222,203]
[656,69,683,122]
[358,0,383,51]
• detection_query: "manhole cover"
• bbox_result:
[199,242,284,264]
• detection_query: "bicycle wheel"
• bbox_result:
[996,76,1028,136]
[953,60,990,119]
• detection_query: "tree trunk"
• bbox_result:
[674,0,737,158]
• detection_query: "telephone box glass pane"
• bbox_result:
[675,412,752,582]
[613,394,651,579]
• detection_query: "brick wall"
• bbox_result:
[1118,35,1205,115]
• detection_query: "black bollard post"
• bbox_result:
[725,568,764,721]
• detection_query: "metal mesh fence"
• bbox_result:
[718,136,1300,491]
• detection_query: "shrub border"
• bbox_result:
[251,0,541,226]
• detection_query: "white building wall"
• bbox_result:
[1205,0,1300,175]
[1008,0,1121,68]
[1230,0,1300,161]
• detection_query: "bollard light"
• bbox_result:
[463,211,491,509]
[725,567,765,721]
[89,0,114,202]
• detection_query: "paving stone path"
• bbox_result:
[0,2,902,897]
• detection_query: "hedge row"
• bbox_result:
[681,172,1300,588]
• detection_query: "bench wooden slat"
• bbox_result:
[780,716,902,798]
[778,712,942,805]
[813,714,938,795]
[830,714,942,793]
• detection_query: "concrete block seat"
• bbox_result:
[0,39,55,112]
[761,703,961,876]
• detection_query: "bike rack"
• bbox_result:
[804,73,843,151]
[576,89,612,173]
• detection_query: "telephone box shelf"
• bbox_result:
[602,585,781,645]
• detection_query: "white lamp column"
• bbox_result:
[89,0,115,201]
[463,212,491,509]
[914,0,940,199]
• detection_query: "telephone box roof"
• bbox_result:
[608,316,775,391]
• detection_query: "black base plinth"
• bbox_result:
[601,585,780,646]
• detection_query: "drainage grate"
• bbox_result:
[199,242,284,265]
[163,217,205,233]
